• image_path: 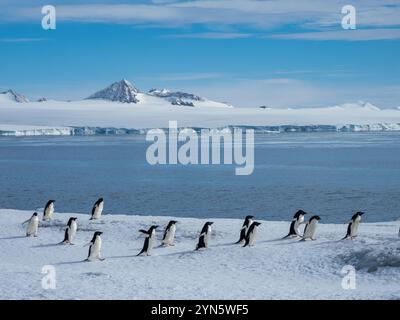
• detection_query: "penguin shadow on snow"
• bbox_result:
[0,235,27,240]
[54,259,92,266]
[31,242,66,248]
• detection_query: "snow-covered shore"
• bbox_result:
[0,209,399,300]
[1,96,400,136]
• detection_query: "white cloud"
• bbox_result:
[2,0,399,39]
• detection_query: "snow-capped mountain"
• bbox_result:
[85,79,140,103]
[148,88,204,107]
[0,89,29,103]
[333,101,381,111]
[148,88,233,108]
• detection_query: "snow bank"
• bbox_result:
[0,209,398,299]
[1,96,400,136]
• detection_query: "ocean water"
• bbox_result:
[0,132,399,223]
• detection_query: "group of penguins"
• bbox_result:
[22,199,366,262]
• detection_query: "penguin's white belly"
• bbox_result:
[304,221,318,239]
[93,203,104,219]
[68,222,77,242]
[147,236,156,254]
[44,204,54,220]
[350,221,359,237]
[163,225,176,245]
[204,227,212,247]
[88,238,102,260]
[294,220,301,235]
[27,217,39,236]
[248,227,258,246]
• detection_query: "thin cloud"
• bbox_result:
[0,38,46,42]
[141,72,227,81]
[268,28,400,41]
[164,32,253,39]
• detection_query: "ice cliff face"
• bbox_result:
[85,79,140,103]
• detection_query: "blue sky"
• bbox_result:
[0,0,399,108]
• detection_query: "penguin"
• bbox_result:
[24,212,39,237]
[137,225,159,256]
[283,210,307,238]
[195,222,213,250]
[302,215,321,241]
[161,220,177,246]
[62,217,78,245]
[85,231,105,261]
[90,198,104,220]
[243,222,261,247]
[43,200,55,221]
[235,215,254,244]
[342,212,364,240]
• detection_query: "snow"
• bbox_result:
[0,209,399,299]
[1,87,400,136]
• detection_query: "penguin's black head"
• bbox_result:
[294,210,307,218]
[73,217,78,220]
[245,215,254,220]
[171,220,178,224]
[152,225,159,229]
[253,222,261,226]
[33,212,38,216]
[94,231,103,236]
[207,222,214,225]
[357,212,365,216]
[310,215,321,221]
[98,197,104,202]
[49,200,55,203]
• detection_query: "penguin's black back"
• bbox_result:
[137,237,149,256]
[196,234,206,250]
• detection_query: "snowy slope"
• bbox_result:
[0,89,29,103]
[0,209,399,299]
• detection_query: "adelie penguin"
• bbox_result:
[137,225,159,256]
[342,212,364,240]
[90,198,104,220]
[24,212,39,237]
[42,200,55,221]
[243,222,261,247]
[195,222,213,250]
[302,216,321,241]
[62,217,78,245]
[235,215,254,244]
[85,231,105,261]
[161,220,177,246]
[283,210,307,238]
